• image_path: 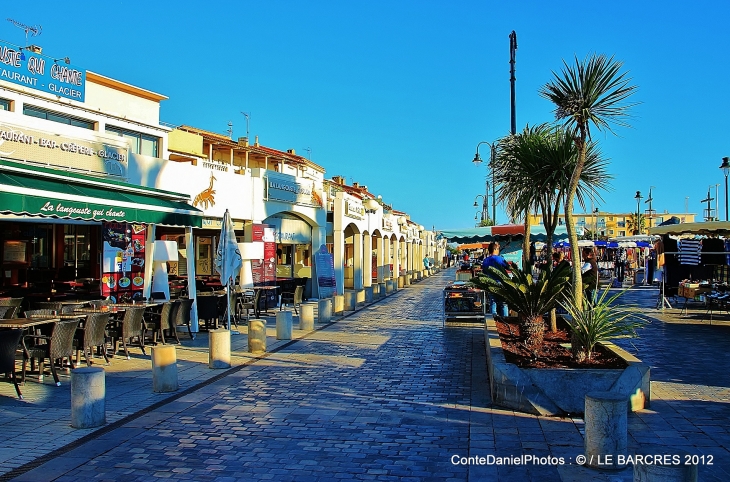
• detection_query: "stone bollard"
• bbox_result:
[344,291,357,311]
[276,311,293,340]
[372,283,380,299]
[404,274,411,286]
[333,295,345,314]
[300,303,315,330]
[378,282,387,298]
[151,345,178,392]
[71,366,106,429]
[209,328,231,369]
[385,279,394,294]
[318,298,332,323]
[248,319,267,353]
[364,286,374,303]
[398,275,405,288]
[356,289,365,307]
[584,391,628,470]
[633,446,698,482]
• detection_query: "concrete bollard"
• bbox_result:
[333,295,345,314]
[404,274,411,286]
[377,282,387,298]
[364,286,374,303]
[356,289,365,307]
[584,391,628,470]
[276,310,293,340]
[300,303,315,330]
[372,283,380,298]
[151,345,178,392]
[209,328,231,369]
[318,298,332,323]
[71,366,106,429]
[398,275,405,288]
[344,291,357,311]
[633,446,698,482]
[248,319,267,353]
[386,280,394,294]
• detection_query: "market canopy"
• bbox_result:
[441,224,580,243]
[649,221,730,236]
[0,159,203,227]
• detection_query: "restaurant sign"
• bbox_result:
[0,121,128,177]
[0,40,86,101]
[344,200,364,220]
[265,174,318,206]
[382,218,394,232]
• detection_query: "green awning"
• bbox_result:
[0,161,202,227]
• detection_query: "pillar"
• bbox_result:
[71,367,106,429]
[318,298,332,323]
[300,303,315,330]
[276,311,293,340]
[151,345,178,392]
[248,319,267,353]
[209,328,231,368]
[584,391,628,470]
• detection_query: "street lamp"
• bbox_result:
[473,194,488,225]
[644,186,655,229]
[472,141,497,224]
[634,191,642,235]
[720,157,730,221]
[592,208,599,240]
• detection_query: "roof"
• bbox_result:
[649,221,730,236]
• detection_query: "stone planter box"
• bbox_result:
[484,316,650,416]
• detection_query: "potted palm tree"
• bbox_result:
[471,263,571,354]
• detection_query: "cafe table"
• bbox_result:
[0,317,61,329]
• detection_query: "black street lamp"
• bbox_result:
[473,194,488,225]
[473,141,497,224]
[720,157,730,221]
[634,191,642,235]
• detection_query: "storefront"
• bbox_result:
[0,159,202,300]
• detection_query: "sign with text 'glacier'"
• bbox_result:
[0,40,85,101]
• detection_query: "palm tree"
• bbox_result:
[625,213,646,235]
[493,124,611,330]
[540,54,637,307]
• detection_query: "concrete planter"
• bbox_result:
[484,316,650,416]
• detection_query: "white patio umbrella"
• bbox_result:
[214,209,242,329]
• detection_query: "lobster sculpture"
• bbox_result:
[193,173,217,209]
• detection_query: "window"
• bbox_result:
[0,98,10,111]
[106,125,159,157]
[23,105,94,129]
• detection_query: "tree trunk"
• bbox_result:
[522,314,544,354]
[545,231,558,332]
[567,130,587,308]
[523,214,532,270]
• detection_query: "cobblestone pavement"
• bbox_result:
[1,274,729,481]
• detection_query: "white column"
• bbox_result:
[353,232,363,290]
[384,239,392,279]
[185,226,199,333]
[392,240,400,279]
[363,235,373,288]
[376,236,385,282]
[334,229,345,295]
[143,224,156,300]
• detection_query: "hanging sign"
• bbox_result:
[313,244,336,299]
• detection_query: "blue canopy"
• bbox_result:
[440,224,578,243]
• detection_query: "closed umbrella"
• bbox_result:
[214,209,242,329]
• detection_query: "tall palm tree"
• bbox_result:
[540,54,637,307]
[494,124,611,330]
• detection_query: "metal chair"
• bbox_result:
[116,307,146,359]
[61,302,87,314]
[236,289,261,322]
[174,298,194,339]
[0,329,24,398]
[0,306,13,319]
[76,313,110,366]
[23,319,80,386]
[280,285,304,315]
[0,298,24,319]
[33,301,63,312]
[196,295,220,331]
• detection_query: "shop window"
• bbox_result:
[0,98,10,111]
[63,225,91,278]
[106,125,159,157]
[23,105,95,129]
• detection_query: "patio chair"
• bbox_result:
[33,301,63,312]
[0,329,24,399]
[236,289,261,323]
[61,302,87,314]
[114,307,146,359]
[280,285,304,315]
[0,298,24,319]
[88,299,112,309]
[147,301,178,345]
[174,298,194,339]
[23,319,79,386]
[76,313,110,367]
[196,295,220,331]
[0,306,15,319]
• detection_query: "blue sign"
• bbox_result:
[0,41,85,101]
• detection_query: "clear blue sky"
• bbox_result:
[4,1,730,230]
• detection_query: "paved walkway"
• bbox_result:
[0,271,728,481]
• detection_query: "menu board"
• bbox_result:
[251,224,276,285]
[314,244,336,299]
[101,221,146,303]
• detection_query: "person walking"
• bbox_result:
[581,247,599,301]
[481,242,510,317]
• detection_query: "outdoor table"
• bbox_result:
[0,317,60,329]
[74,307,127,314]
[25,313,84,321]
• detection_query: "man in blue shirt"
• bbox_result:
[481,242,510,317]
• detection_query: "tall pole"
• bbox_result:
[726,175,729,222]
[490,144,497,223]
[720,157,730,221]
[509,31,517,135]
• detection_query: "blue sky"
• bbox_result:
[4,1,730,230]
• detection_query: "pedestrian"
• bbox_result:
[581,247,599,301]
[481,242,510,317]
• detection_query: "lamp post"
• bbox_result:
[644,186,655,230]
[473,194,488,226]
[472,141,497,224]
[634,191,642,235]
[721,157,730,221]
[593,208,599,240]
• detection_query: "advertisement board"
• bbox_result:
[101,221,146,302]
